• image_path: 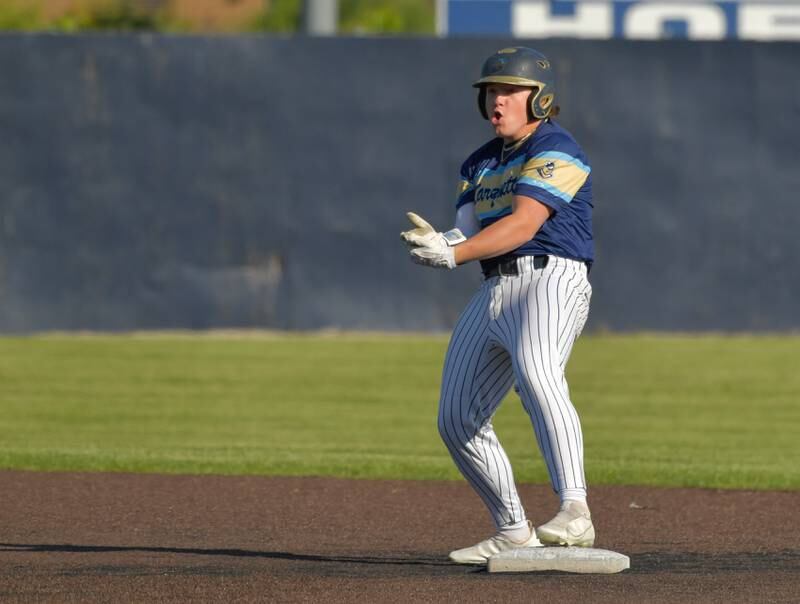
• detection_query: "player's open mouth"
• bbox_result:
[491,110,502,124]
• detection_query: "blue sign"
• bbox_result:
[442,0,800,40]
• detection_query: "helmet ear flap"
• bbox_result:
[477,87,488,120]
[529,87,554,120]
[527,90,536,121]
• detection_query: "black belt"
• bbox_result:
[481,255,549,279]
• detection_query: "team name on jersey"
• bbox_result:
[475,176,518,202]
[474,159,525,220]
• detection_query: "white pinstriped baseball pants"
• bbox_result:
[438,255,592,529]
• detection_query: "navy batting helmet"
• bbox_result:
[473,47,556,121]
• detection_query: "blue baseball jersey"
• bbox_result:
[456,120,594,265]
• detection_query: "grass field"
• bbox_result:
[0,332,798,490]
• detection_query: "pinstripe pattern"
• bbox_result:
[438,256,591,529]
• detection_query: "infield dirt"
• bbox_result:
[0,471,798,602]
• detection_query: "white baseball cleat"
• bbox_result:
[535,500,596,547]
[448,521,543,565]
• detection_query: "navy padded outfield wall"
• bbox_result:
[0,34,798,332]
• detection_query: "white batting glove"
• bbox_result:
[400,212,466,249]
[400,212,466,270]
[409,243,457,269]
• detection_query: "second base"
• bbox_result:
[488,547,630,574]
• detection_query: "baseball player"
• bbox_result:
[401,47,595,564]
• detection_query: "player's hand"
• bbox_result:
[409,243,457,269]
[401,211,466,247]
[401,212,466,269]
[400,212,441,248]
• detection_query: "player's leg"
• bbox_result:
[438,284,539,562]
[508,256,594,546]
[438,284,520,527]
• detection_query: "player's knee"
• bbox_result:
[437,410,472,449]
[517,368,564,399]
[437,413,455,445]
[437,421,460,454]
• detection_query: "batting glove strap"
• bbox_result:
[441,228,467,247]
[401,212,465,249]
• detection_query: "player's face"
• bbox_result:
[485,84,534,142]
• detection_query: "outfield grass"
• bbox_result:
[0,332,798,490]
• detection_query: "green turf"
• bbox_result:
[0,332,797,489]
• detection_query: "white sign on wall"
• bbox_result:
[440,0,800,40]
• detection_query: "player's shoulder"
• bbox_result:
[524,120,589,164]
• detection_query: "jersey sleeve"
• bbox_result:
[514,141,591,210]
[456,162,476,209]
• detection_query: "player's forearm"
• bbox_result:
[453,213,538,265]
